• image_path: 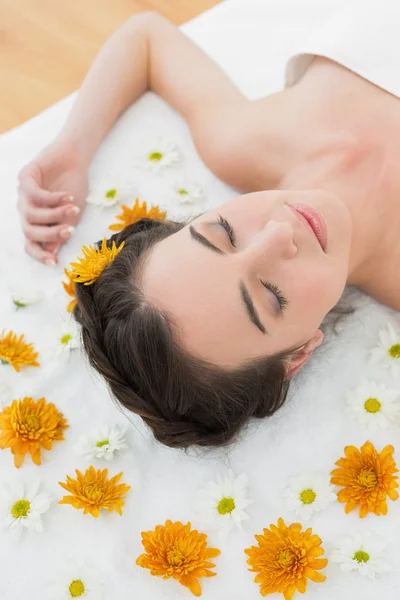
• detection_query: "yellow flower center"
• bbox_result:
[11,499,30,518]
[149,151,163,161]
[277,548,297,571]
[105,188,117,199]
[353,550,370,563]
[178,188,188,195]
[84,483,104,503]
[364,397,381,413]
[389,343,400,359]
[300,488,316,505]
[25,413,40,431]
[357,468,378,488]
[61,334,72,345]
[96,439,109,448]
[217,497,236,515]
[69,579,85,597]
[167,546,185,567]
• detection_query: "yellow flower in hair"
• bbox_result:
[70,238,125,286]
[109,198,167,232]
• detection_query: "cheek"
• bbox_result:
[293,264,345,311]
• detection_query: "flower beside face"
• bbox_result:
[54,320,81,361]
[331,530,391,578]
[245,517,327,600]
[62,269,77,313]
[369,321,400,379]
[70,238,125,286]
[109,198,167,232]
[0,330,39,372]
[0,480,52,542]
[47,565,104,599]
[86,180,136,208]
[345,379,400,431]
[172,179,204,205]
[58,466,131,518]
[284,472,336,520]
[330,440,399,517]
[0,396,69,468]
[133,138,180,173]
[136,520,220,597]
[74,424,128,461]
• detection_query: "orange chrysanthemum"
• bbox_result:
[62,268,77,312]
[0,396,68,468]
[245,517,327,600]
[58,466,131,518]
[330,440,399,517]
[0,330,39,372]
[69,238,125,286]
[136,520,220,597]
[109,198,167,232]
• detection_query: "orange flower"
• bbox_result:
[0,330,39,372]
[59,466,131,518]
[62,268,77,312]
[330,440,399,517]
[109,198,167,232]
[0,397,68,468]
[136,520,220,596]
[70,238,125,286]
[245,517,327,600]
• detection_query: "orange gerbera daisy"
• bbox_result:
[136,520,220,597]
[58,466,131,518]
[0,330,39,372]
[0,396,68,468]
[69,238,125,286]
[62,268,77,312]
[109,198,167,232]
[330,440,399,517]
[245,517,327,600]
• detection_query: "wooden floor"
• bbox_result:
[1,0,221,134]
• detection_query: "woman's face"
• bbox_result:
[141,190,353,368]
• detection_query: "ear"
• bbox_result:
[285,329,324,380]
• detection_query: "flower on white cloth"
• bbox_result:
[10,285,43,309]
[171,179,204,205]
[194,470,253,539]
[331,530,391,578]
[284,471,336,520]
[54,319,81,361]
[85,180,137,208]
[369,322,400,379]
[345,379,400,431]
[74,424,128,461]
[0,480,52,542]
[46,565,104,599]
[133,138,180,173]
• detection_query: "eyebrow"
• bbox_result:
[189,225,268,335]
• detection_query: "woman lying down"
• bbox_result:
[16,4,400,448]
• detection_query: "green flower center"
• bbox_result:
[11,499,31,518]
[61,334,72,345]
[13,300,27,309]
[148,151,163,162]
[389,343,400,359]
[300,488,317,505]
[178,188,188,195]
[96,439,109,448]
[364,397,381,413]
[69,580,85,597]
[353,550,370,564]
[105,188,117,199]
[357,468,377,488]
[217,496,235,515]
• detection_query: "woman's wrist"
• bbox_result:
[53,130,94,170]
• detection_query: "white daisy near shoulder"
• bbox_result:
[172,179,204,205]
[331,530,391,579]
[74,424,128,461]
[284,471,336,520]
[85,180,137,208]
[0,480,52,542]
[46,565,104,599]
[345,379,400,431]
[133,138,180,173]
[54,319,81,362]
[194,470,253,540]
[369,321,400,379]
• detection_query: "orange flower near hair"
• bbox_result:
[330,440,399,517]
[58,466,131,518]
[69,238,125,286]
[0,330,39,372]
[109,198,167,232]
[136,520,220,597]
[245,517,327,600]
[62,268,77,312]
[0,397,68,468]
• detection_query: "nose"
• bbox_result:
[239,220,298,266]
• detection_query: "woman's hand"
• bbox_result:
[17,138,89,265]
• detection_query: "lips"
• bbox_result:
[290,204,328,252]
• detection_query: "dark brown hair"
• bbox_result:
[73,218,354,449]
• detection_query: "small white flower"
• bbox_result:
[133,138,180,173]
[194,470,253,540]
[172,179,204,205]
[369,322,400,379]
[331,530,391,578]
[54,319,81,361]
[0,480,52,542]
[345,379,400,431]
[284,471,336,520]
[46,565,104,599]
[10,285,43,309]
[86,180,137,208]
[74,424,128,461]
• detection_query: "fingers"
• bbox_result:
[21,218,75,244]
[18,170,71,208]
[23,202,80,225]
[24,240,58,266]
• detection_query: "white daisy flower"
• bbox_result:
[0,480,52,542]
[284,471,336,520]
[9,285,43,309]
[172,179,204,205]
[74,424,128,461]
[331,530,391,578]
[345,379,400,431]
[133,138,180,173]
[46,565,104,599]
[194,470,253,540]
[54,319,81,361]
[85,180,136,208]
[369,322,400,379]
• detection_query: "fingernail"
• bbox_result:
[63,195,75,203]
[60,226,75,239]
[45,258,56,266]
[65,206,81,217]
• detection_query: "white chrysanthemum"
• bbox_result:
[54,319,81,361]
[172,179,204,205]
[194,470,253,539]
[46,565,104,599]
[284,471,336,520]
[10,285,43,309]
[369,322,400,379]
[86,180,136,208]
[331,530,391,578]
[345,379,400,431]
[0,480,52,542]
[133,138,180,173]
[74,424,128,461]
